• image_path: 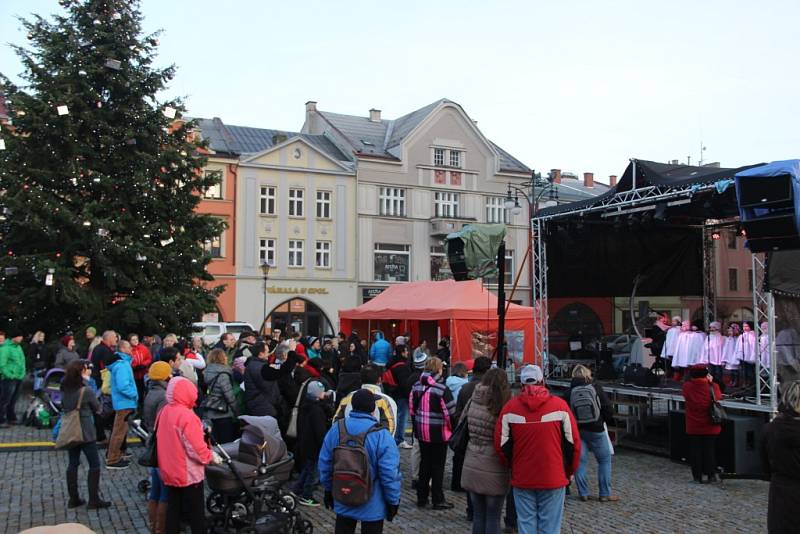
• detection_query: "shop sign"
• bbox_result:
[362,287,385,301]
[266,286,329,295]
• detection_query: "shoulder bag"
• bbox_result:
[201,373,230,414]
[286,378,311,439]
[448,397,472,455]
[138,414,159,467]
[709,383,727,425]
[54,387,87,450]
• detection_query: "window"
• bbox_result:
[203,170,223,199]
[379,187,406,217]
[727,231,737,249]
[316,190,332,219]
[434,191,459,218]
[450,150,462,168]
[288,188,304,217]
[288,240,304,267]
[748,269,754,291]
[259,238,275,265]
[487,249,514,286]
[729,268,738,292]
[486,197,508,224]
[315,241,331,268]
[433,148,445,166]
[259,186,276,215]
[204,233,223,258]
[374,243,410,282]
[430,245,452,281]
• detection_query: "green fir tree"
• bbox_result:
[0,0,224,338]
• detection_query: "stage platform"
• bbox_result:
[547,378,774,414]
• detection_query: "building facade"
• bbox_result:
[302,99,535,310]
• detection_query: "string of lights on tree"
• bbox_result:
[0,0,225,338]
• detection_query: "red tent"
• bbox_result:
[339,280,538,366]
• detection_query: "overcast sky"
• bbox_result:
[2,0,799,183]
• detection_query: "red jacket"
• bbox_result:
[156,377,213,487]
[130,343,152,381]
[494,385,581,490]
[682,378,722,435]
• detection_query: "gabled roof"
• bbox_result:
[195,117,349,163]
[316,99,530,173]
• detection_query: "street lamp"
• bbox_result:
[260,260,271,334]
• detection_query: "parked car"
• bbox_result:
[192,322,256,346]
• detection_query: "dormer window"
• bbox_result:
[434,148,445,166]
[450,150,462,168]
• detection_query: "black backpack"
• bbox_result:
[569,384,601,424]
[332,419,381,506]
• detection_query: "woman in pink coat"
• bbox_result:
[155,377,219,534]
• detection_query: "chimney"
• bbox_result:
[305,101,317,112]
[550,169,561,184]
[609,175,617,187]
[583,172,594,188]
[369,108,381,122]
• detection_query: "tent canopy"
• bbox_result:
[339,279,534,321]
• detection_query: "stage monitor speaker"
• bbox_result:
[446,238,469,281]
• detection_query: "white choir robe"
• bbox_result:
[760,334,770,369]
[735,331,758,364]
[687,332,707,366]
[704,333,725,366]
[672,331,694,368]
[723,337,740,370]
[661,326,681,358]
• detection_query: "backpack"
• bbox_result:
[570,384,601,424]
[332,419,381,506]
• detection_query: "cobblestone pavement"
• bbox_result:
[0,424,768,534]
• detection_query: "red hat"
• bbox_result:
[61,335,74,347]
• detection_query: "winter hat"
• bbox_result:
[307,336,319,347]
[520,364,544,385]
[351,388,376,414]
[413,350,429,368]
[709,321,721,330]
[305,380,326,400]
[86,326,97,336]
[395,336,406,346]
[6,328,22,339]
[148,361,172,381]
[61,335,74,347]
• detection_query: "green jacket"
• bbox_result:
[0,339,26,380]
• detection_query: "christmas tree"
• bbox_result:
[0,0,224,338]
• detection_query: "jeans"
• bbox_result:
[575,429,613,498]
[166,481,205,534]
[418,441,448,505]
[470,492,505,534]
[292,459,318,499]
[395,398,409,444]
[107,408,132,464]
[334,515,384,534]
[0,378,21,423]
[513,487,566,534]
[149,468,169,503]
[67,441,101,471]
[688,434,718,481]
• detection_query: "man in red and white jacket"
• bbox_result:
[494,365,581,534]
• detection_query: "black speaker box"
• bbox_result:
[737,174,794,208]
[746,234,800,253]
[446,238,469,281]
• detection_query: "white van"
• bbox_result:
[192,321,256,346]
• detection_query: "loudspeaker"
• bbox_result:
[446,238,469,281]
[737,174,794,208]
[737,170,800,252]
[668,411,688,462]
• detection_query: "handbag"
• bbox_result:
[54,387,87,450]
[448,398,472,455]
[201,373,229,414]
[709,383,727,425]
[286,379,311,439]
[138,416,159,468]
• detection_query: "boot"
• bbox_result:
[67,467,85,508]
[155,501,168,534]
[87,469,111,509]
[148,501,158,533]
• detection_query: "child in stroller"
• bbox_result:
[25,368,67,428]
[206,416,313,534]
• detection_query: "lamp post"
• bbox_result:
[260,260,271,334]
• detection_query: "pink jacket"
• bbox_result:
[156,377,213,487]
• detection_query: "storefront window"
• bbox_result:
[374,243,410,282]
[430,245,452,281]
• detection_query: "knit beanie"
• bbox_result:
[306,380,326,400]
[351,389,376,414]
[61,335,74,347]
[148,361,172,381]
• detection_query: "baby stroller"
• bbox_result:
[206,418,312,534]
[25,368,66,428]
[130,418,152,495]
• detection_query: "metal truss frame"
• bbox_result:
[532,184,778,412]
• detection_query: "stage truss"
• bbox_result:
[531,182,779,413]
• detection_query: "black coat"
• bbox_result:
[243,357,283,418]
[27,342,51,371]
[762,413,800,534]
[383,355,413,402]
[294,399,331,467]
[455,373,485,423]
[90,342,115,384]
[335,372,361,408]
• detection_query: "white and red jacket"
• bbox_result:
[494,385,581,490]
[155,377,213,487]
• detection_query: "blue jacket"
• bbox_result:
[318,412,401,522]
[368,332,392,366]
[108,352,138,411]
[445,375,469,401]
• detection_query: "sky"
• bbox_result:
[2,0,799,183]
